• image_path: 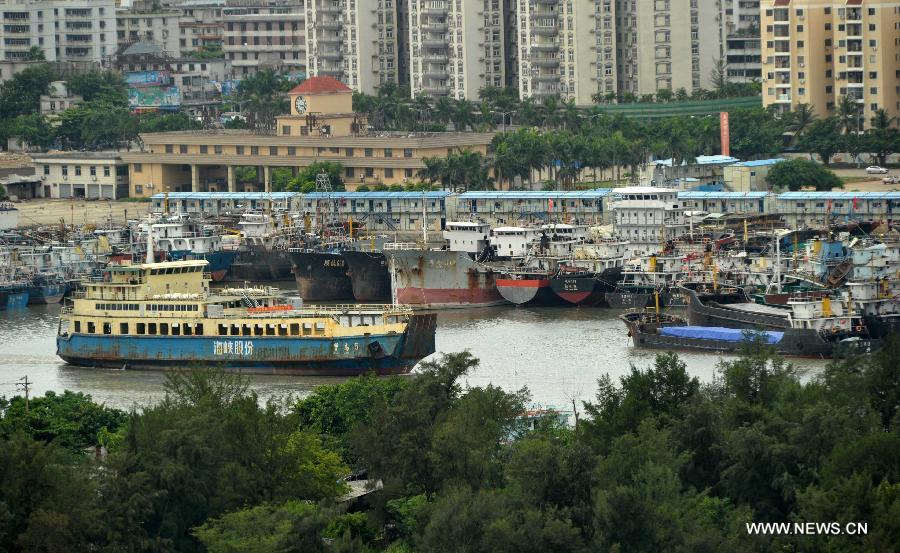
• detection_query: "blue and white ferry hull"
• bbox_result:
[57,317,436,375]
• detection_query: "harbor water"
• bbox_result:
[1,303,831,410]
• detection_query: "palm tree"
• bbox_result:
[411,94,432,128]
[869,108,897,131]
[418,157,448,189]
[433,97,455,128]
[451,99,476,131]
[787,103,818,143]
[836,95,861,133]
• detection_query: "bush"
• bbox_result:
[766,158,842,191]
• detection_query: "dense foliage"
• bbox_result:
[1,341,898,552]
[766,158,843,191]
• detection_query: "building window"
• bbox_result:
[345,167,355,178]
[165,144,173,153]
[288,146,296,156]
[103,166,110,177]
[200,145,208,154]
[43,165,49,175]
[89,166,96,176]
[365,168,374,177]
[364,148,373,157]
[282,125,290,135]
[236,146,244,154]
[385,168,394,178]
[269,146,277,155]
[135,184,143,194]
[251,146,259,155]
[179,145,187,154]
[404,148,413,158]
[346,148,354,157]
[134,163,142,173]
[75,166,81,176]
[214,145,222,154]
[405,168,413,178]
[384,148,393,157]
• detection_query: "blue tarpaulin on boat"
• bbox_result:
[660,326,784,344]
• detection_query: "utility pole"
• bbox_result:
[16,376,31,413]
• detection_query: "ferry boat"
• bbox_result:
[56,259,436,375]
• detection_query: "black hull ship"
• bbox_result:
[683,286,790,330]
[290,250,355,302]
[228,247,295,282]
[549,266,622,306]
[621,312,879,358]
[342,250,391,302]
[606,285,682,310]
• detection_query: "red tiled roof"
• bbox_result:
[289,76,352,95]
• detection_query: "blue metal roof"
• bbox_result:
[151,192,298,200]
[654,155,740,167]
[678,191,769,199]
[301,191,451,199]
[777,192,900,200]
[732,158,785,167]
[459,190,612,200]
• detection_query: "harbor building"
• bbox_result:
[678,191,770,215]
[760,0,900,128]
[645,155,740,188]
[221,0,305,77]
[304,0,398,94]
[609,186,688,254]
[407,0,508,99]
[150,191,299,215]
[775,191,900,228]
[121,76,494,197]
[722,158,785,192]
[455,190,611,226]
[31,151,129,199]
[0,0,117,64]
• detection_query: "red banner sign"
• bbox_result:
[719,112,730,157]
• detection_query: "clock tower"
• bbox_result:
[280,76,360,137]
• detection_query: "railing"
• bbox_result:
[383,242,419,250]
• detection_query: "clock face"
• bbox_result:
[294,96,307,115]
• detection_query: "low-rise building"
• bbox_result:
[122,76,494,197]
[677,191,770,215]
[39,80,82,119]
[723,158,785,192]
[31,152,129,199]
[775,192,900,228]
[454,191,611,227]
[645,155,740,188]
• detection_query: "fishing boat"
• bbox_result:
[290,248,355,302]
[342,250,391,302]
[621,307,880,358]
[549,238,627,306]
[0,284,29,310]
[56,259,436,375]
[26,273,66,304]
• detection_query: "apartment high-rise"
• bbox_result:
[616,0,722,97]
[0,0,116,64]
[407,0,507,100]
[116,8,182,57]
[515,0,616,103]
[760,0,900,128]
[303,0,399,95]
[222,1,305,77]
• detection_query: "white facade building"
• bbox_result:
[31,152,129,199]
[115,8,181,57]
[610,186,687,254]
[0,0,116,64]
[408,0,506,99]
[222,1,305,77]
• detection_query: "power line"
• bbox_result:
[15,376,31,413]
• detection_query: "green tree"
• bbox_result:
[194,501,328,553]
[286,161,345,192]
[236,69,292,133]
[11,113,56,150]
[65,71,128,105]
[866,109,899,167]
[797,117,844,166]
[23,46,45,61]
[0,64,54,120]
[765,157,841,191]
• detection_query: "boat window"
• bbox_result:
[160,323,170,335]
[302,322,312,336]
[290,323,300,336]
[148,323,157,335]
[119,323,129,334]
[218,324,228,335]
[74,321,81,333]
[254,325,263,336]
[264,325,275,336]
[136,323,145,335]
[241,324,250,336]
[87,322,96,334]
[103,323,112,335]
[183,324,192,336]
[195,324,204,335]
[171,325,180,336]
[314,322,326,335]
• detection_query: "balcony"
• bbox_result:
[532,25,558,36]
[318,49,342,59]
[531,57,559,67]
[533,73,559,81]
[317,33,342,43]
[318,19,342,30]
[422,7,448,16]
[317,4,341,14]
[775,94,791,102]
[530,41,559,51]
[422,84,450,95]
[424,68,448,79]
[423,53,448,62]
[421,22,447,32]
[422,38,447,48]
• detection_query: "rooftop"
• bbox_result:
[459,190,612,199]
[653,155,740,167]
[290,76,352,95]
[152,192,296,200]
[732,158,785,167]
[678,191,769,199]
[777,191,900,200]
[31,151,123,161]
[611,186,676,194]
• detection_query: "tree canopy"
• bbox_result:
[766,158,842,191]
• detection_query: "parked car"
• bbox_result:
[883,175,899,185]
[866,166,889,174]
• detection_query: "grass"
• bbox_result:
[840,176,872,184]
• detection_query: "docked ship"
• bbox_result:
[621,306,880,358]
[56,259,436,375]
[26,273,66,304]
[496,260,563,306]
[683,285,791,330]
[549,237,628,306]
[290,248,355,302]
[385,221,504,309]
[136,216,236,281]
[227,212,298,282]
[342,249,391,302]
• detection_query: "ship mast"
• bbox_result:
[145,215,154,264]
